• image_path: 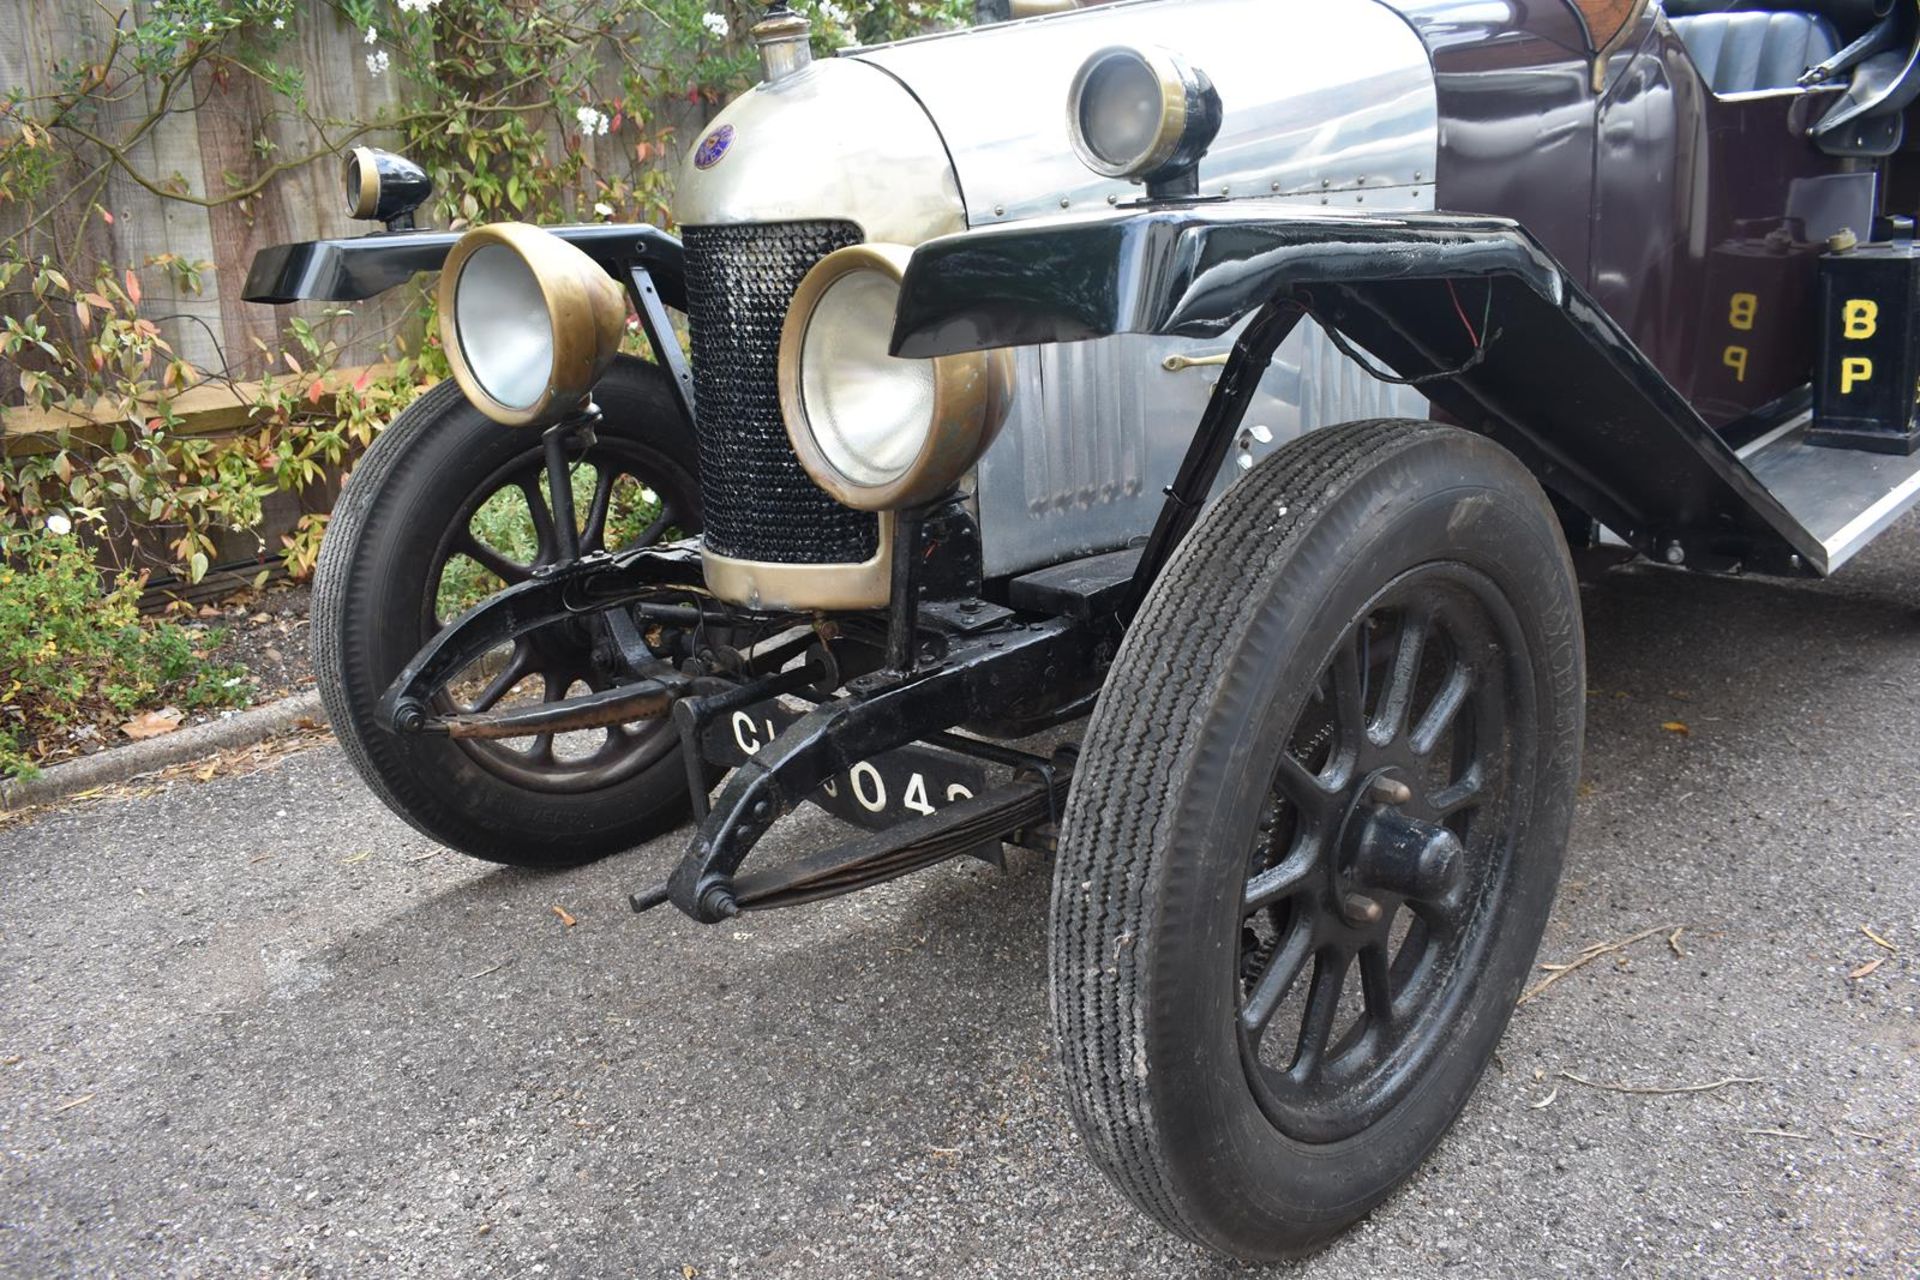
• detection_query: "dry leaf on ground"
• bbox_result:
[120,708,182,740]
[552,905,578,928]
[1861,925,1897,953]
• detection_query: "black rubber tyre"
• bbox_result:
[312,356,702,867]
[1050,420,1584,1260]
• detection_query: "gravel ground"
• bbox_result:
[2,528,1918,1277]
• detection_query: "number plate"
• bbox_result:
[700,699,989,833]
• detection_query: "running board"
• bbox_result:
[1739,410,1920,574]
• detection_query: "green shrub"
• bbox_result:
[0,526,251,778]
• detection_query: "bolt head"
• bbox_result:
[1342,892,1384,925]
[1367,776,1413,807]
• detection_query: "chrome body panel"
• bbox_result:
[675,59,966,244]
[678,0,1442,600]
[852,0,1441,577]
[972,190,1433,578]
[852,0,1437,224]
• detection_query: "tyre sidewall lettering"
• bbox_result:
[1053,424,1586,1253]
[1162,468,1577,1207]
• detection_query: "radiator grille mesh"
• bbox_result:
[682,221,877,565]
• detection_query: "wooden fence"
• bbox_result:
[0,1,705,391]
[0,3,423,379]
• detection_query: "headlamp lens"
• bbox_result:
[799,268,936,488]
[1078,52,1165,170]
[452,242,554,412]
[342,151,366,217]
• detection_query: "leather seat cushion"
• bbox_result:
[1668,10,1841,93]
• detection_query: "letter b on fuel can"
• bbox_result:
[1812,243,1920,455]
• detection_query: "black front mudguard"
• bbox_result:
[242,221,686,309]
[889,204,1823,576]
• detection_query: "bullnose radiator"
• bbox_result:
[680,220,878,566]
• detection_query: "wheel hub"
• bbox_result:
[1332,768,1465,925]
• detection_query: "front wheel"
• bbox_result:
[1050,420,1584,1260]
[312,356,702,866]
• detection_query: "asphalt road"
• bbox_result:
[3,529,1919,1278]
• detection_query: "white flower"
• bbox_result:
[575,105,610,137]
[397,0,442,11]
[44,513,71,536]
[201,20,214,32]
[366,49,390,75]
[701,11,728,37]
[272,16,285,28]
[364,24,378,43]
[592,201,614,218]
[817,0,849,26]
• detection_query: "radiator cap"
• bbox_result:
[754,3,812,84]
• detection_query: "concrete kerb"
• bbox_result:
[0,689,329,814]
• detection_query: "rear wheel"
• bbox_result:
[312,356,702,866]
[1050,420,1583,1259]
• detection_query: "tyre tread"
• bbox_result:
[1048,419,1464,1249]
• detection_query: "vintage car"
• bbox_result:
[245,0,1920,1259]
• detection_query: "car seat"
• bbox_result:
[1666,9,1843,92]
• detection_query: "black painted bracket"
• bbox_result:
[660,618,1093,922]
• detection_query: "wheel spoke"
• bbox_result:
[1410,661,1473,756]
[627,505,676,550]
[519,669,571,766]
[1329,635,1367,758]
[442,436,700,797]
[455,532,530,586]
[1390,914,1432,987]
[518,473,558,564]
[1274,751,1334,813]
[1240,923,1314,1039]
[575,668,636,758]
[1244,827,1322,911]
[1358,942,1395,1037]
[464,642,535,714]
[1290,949,1351,1079]
[1428,761,1484,817]
[1372,605,1432,746]
[579,464,618,553]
